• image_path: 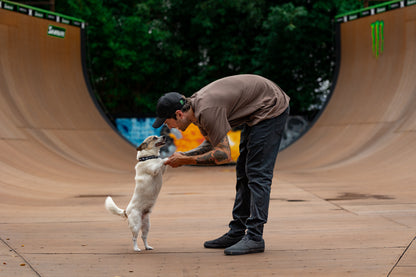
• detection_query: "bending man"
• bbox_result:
[152,74,290,255]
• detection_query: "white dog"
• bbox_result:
[105,135,168,252]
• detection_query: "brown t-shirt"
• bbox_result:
[190,74,290,146]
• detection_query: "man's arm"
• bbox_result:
[182,139,214,156]
[165,136,232,167]
[187,137,232,165]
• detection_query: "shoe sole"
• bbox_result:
[204,242,240,249]
[204,237,244,249]
[224,248,265,255]
[204,244,228,249]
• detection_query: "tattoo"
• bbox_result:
[183,140,213,156]
[184,137,232,165]
[195,149,229,165]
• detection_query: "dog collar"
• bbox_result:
[138,155,160,162]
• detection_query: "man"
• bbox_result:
[152,74,290,255]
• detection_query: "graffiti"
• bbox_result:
[116,116,309,163]
[172,123,241,162]
[116,118,177,157]
[371,20,384,58]
[280,116,308,149]
[116,118,161,146]
[115,118,241,162]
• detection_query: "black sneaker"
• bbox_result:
[204,233,244,249]
[224,236,265,255]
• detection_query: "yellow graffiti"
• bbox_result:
[172,123,240,162]
[227,129,241,162]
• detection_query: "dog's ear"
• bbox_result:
[137,142,148,151]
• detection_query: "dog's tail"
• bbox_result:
[105,196,127,219]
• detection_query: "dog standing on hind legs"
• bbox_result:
[105,135,168,252]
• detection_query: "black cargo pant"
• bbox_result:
[228,107,289,240]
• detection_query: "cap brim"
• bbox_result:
[152,117,166,128]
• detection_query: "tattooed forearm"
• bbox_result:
[184,136,232,165]
[165,137,231,168]
[183,140,213,156]
[195,149,230,165]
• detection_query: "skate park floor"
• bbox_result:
[1,165,415,276]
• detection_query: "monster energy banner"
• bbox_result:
[336,0,416,23]
[48,25,66,38]
[0,0,85,28]
[371,21,384,58]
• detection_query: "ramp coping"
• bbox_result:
[336,0,416,23]
[0,0,84,28]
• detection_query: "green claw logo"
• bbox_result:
[371,20,384,58]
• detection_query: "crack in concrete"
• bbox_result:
[388,235,416,276]
[0,236,42,277]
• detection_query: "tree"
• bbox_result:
[64,0,184,117]
[57,0,362,119]
[252,1,361,117]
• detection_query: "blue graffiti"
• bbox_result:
[115,118,178,157]
[116,118,161,146]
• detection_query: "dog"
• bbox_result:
[105,135,168,252]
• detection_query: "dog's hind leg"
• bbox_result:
[132,230,141,252]
[128,213,142,252]
[141,212,153,250]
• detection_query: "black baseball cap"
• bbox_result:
[152,92,186,128]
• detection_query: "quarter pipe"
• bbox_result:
[0,1,415,276]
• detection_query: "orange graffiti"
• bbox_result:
[172,124,240,162]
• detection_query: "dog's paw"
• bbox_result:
[133,247,141,252]
[145,245,154,250]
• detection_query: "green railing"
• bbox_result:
[335,0,416,23]
[0,0,84,28]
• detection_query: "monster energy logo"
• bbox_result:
[47,25,66,38]
[371,20,384,58]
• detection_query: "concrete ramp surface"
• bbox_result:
[0,2,415,276]
[0,7,135,202]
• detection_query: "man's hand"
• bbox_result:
[164,152,193,168]
[165,136,232,168]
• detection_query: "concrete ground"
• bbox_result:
[1,3,416,277]
[1,166,414,277]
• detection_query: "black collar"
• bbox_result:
[138,155,160,162]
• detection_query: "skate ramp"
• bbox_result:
[0,5,136,205]
[1,1,416,276]
[275,4,416,275]
[279,4,416,182]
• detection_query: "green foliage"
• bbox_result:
[252,0,361,116]
[57,0,362,118]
